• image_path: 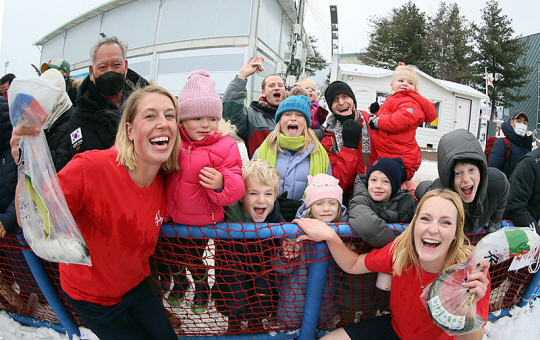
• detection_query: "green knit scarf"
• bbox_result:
[257,134,329,196]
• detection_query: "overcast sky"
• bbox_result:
[0,0,539,79]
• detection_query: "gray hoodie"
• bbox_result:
[416,129,509,234]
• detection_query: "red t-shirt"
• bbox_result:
[365,242,490,340]
[58,149,165,305]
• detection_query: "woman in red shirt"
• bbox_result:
[11,85,181,340]
[295,188,490,340]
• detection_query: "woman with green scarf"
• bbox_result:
[254,93,331,214]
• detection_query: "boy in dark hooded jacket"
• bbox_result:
[416,129,509,234]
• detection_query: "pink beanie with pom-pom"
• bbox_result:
[178,69,222,121]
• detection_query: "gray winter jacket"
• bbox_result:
[348,174,416,248]
[222,76,278,158]
[416,129,509,234]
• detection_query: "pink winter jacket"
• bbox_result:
[369,90,437,180]
[165,127,245,225]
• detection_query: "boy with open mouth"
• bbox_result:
[415,129,509,234]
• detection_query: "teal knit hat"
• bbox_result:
[275,95,311,126]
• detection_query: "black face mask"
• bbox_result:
[94,71,125,97]
[334,112,355,123]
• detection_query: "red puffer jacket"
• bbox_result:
[321,110,371,194]
[370,90,437,180]
[165,127,245,225]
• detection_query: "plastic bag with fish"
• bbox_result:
[420,226,540,335]
[9,78,91,265]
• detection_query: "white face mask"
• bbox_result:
[514,122,527,137]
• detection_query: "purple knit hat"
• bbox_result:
[178,69,222,121]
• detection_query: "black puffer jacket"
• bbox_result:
[416,129,509,234]
[67,69,148,155]
[348,174,416,248]
[46,106,74,172]
[505,148,540,233]
[0,96,18,235]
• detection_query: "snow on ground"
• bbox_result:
[1,299,539,339]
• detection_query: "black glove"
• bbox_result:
[277,192,303,222]
[342,120,362,149]
[369,117,379,130]
[369,102,379,114]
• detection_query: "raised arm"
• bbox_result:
[295,218,370,275]
[238,57,261,81]
[222,57,264,137]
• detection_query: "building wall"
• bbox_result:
[39,0,296,97]
[506,32,540,132]
[338,72,482,149]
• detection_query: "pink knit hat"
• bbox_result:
[178,69,222,121]
[304,173,343,208]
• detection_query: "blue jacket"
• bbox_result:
[254,144,332,201]
[489,119,533,177]
[274,202,347,328]
[0,96,18,235]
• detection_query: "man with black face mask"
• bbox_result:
[320,81,372,205]
[67,36,148,155]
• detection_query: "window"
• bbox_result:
[418,100,440,129]
[376,91,391,105]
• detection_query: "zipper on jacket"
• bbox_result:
[187,145,192,154]
[211,212,216,225]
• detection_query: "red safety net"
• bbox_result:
[0,223,536,337]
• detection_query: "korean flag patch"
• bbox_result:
[70,127,82,145]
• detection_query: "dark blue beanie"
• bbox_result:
[366,157,404,197]
[275,95,311,126]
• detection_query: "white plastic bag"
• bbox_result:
[422,226,540,335]
[9,79,91,265]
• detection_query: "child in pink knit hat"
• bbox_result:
[275,173,347,328]
[164,69,245,314]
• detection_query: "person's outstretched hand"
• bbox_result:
[238,57,264,80]
[295,218,335,243]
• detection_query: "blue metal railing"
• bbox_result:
[12,221,540,339]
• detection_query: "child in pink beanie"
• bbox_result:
[275,173,347,328]
[164,69,245,314]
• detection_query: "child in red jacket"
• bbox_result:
[164,70,245,315]
[368,64,437,182]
